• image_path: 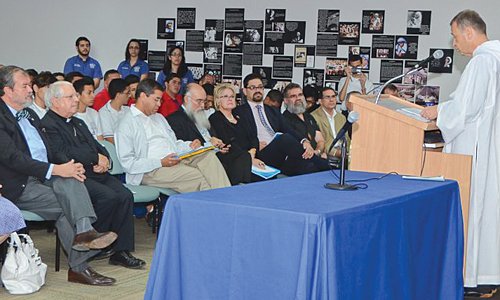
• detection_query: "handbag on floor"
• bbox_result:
[1,232,47,294]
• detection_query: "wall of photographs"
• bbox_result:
[1,0,498,103]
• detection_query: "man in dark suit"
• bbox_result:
[0,66,117,285]
[233,73,327,175]
[40,81,145,271]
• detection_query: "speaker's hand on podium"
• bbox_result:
[420,105,438,120]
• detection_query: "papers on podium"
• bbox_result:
[251,164,281,179]
[178,145,216,160]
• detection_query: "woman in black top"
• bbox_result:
[209,83,266,183]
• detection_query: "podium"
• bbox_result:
[349,94,472,239]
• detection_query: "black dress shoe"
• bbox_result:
[109,251,146,269]
[91,248,116,261]
[72,229,118,251]
[68,267,116,286]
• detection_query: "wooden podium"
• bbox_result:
[348,94,472,238]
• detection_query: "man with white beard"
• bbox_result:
[420,10,500,298]
[282,83,328,159]
[167,83,251,185]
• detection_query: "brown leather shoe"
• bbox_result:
[68,267,116,286]
[72,229,118,251]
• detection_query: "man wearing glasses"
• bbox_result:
[234,73,327,176]
[98,79,131,144]
[310,87,350,157]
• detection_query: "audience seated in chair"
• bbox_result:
[0,66,118,286]
[115,79,230,193]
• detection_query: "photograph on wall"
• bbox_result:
[203,42,223,63]
[303,69,324,88]
[252,66,273,88]
[394,84,416,102]
[407,10,432,35]
[265,9,286,31]
[316,34,338,57]
[167,40,185,53]
[380,60,404,83]
[244,20,264,43]
[415,85,440,106]
[186,63,204,81]
[222,77,243,91]
[394,35,418,59]
[284,21,306,44]
[324,81,339,91]
[137,39,149,61]
[348,46,371,70]
[269,80,291,92]
[177,8,196,29]
[225,8,245,30]
[223,54,243,76]
[338,22,360,45]
[372,35,395,58]
[264,32,284,54]
[157,18,176,39]
[325,57,347,81]
[243,43,263,65]
[294,45,315,68]
[224,31,244,53]
[147,51,166,71]
[429,48,454,73]
[205,19,224,42]
[185,30,204,52]
[403,60,428,85]
[204,64,222,83]
[317,9,340,33]
[272,56,293,78]
[362,10,385,34]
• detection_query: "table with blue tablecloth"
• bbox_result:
[145,171,463,299]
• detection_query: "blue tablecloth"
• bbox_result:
[145,171,463,300]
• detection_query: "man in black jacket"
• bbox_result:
[234,73,328,175]
[0,66,117,285]
[40,81,145,271]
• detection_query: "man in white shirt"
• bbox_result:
[73,77,104,141]
[29,71,56,118]
[115,79,230,193]
[311,87,350,157]
[421,10,500,297]
[99,79,130,144]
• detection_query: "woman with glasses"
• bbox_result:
[117,39,149,81]
[157,46,194,95]
[209,83,266,183]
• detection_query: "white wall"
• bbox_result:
[1,0,498,98]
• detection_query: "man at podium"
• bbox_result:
[421,10,500,297]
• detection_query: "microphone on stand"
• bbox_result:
[413,49,444,69]
[325,111,360,191]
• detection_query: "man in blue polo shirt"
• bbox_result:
[64,37,103,88]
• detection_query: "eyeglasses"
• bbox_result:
[128,46,140,49]
[246,85,264,91]
[220,95,235,100]
[322,95,337,99]
[170,53,183,57]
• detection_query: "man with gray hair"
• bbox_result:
[282,83,328,161]
[41,81,145,272]
[421,10,500,297]
[0,66,118,286]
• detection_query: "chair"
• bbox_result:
[99,140,177,234]
[20,210,61,272]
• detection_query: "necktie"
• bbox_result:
[15,109,30,121]
[256,105,275,136]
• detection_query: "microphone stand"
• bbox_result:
[375,67,423,105]
[325,136,358,191]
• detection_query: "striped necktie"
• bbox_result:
[16,109,30,121]
[256,105,275,136]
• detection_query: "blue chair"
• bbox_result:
[20,210,61,272]
[100,140,178,234]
